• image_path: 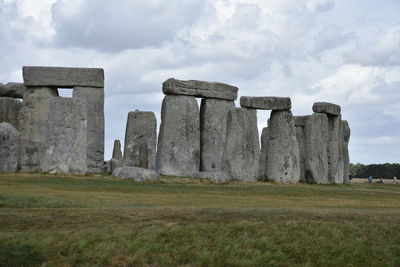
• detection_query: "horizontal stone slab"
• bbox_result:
[312,102,341,116]
[162,78,238,100]
[23,66,104,88]
[294,115,310,127]
[240,96,291,110]
[113,167,160,182]
[192,172,231,183]
[0,83,26,98]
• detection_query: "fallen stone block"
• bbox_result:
[113,167,160,181]
[313,102,341,116]
[192,172,231,183]
[200,98,235,172]
[0,97,22,130]
[240,96,291,110]
[124,110,157,170]
[23,66,104,88]
[0,82,26,98]
[0,122,20,172]
[162,78,238,100]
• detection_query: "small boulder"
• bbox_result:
[113,167,160,181]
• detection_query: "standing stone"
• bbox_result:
[266,110,300,183]
[124,110,157,170]
[19,87,59,171]
[200,98,235,172]
[223,108,260,182]
[112,140,123,161]
[0,97,22,130]
[296,126,306,182]
[342,120,351,183]
[304,113,329,184]
[156,95,200,176]
[41,97,87,175]
[328,115,344,184]
[73,87,105,172]
[258,127,269,181]
[0,122,20,172]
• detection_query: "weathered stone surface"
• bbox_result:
[313,102,341,116]
[192,172,230,183]
[328,115,344,183]
[258,127,269,181]
[156,95,200,176]
[266,110,300,183]
[124,110,157,170]
[296,126,306,182]
[113,167,160,181]
[0,97,22,130]
[102,160,111,173]
[162,78,238,100]
[41,97,87,175]
[294,115,310,127]
[110,158,123,172]
[23,66,104,88]
[200,99,235,172]
[304,113,329,184]
[240,96,291,110]
[342,120,351,183]
[73,87,105,172]
[0,122,20,172]
[19,87,59,170]
[112,140,123,161]
[0,83,26,98]
[223,108,260,182]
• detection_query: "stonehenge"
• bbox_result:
[1,67,351,185]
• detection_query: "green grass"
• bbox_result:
[0,173,399,266]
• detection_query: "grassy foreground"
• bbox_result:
[0,173,399,266]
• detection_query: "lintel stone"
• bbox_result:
[240,96,291,110]
[313,102,341,116]
[23,66,104,88]
[162,78,238,100]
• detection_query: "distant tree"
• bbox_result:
[350,163,400,178]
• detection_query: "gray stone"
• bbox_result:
[296,126,306,182]
[0,122,20,172]
[240,96,291,110]
[156,95,200,176]
[112,140,123,161]
[294,115,310,127]
[266,110,300,183]
[41,97,87,175]
[223,108,260,182]
[110,158,123,172]
[162,78,238,100]
[19,87,59,171]
[200,99,235,172]
[304,113,329,184]
[0,97,22,130]
[102,160,111,173]
[113,166,160,181]
[73,87,105,172]
[258,127,269,181]
[23,66,104,88]
[313,102,341,116]
[342,120,351,183]
[192,172,231,183]
[0,83,26,98]
[328,115,344,184]
[124,110,157,170]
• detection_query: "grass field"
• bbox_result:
[1,173,399,266]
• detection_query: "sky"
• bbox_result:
[0,0,399,164]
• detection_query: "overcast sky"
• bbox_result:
[1,0,399,164]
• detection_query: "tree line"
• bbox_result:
[350,163,400,179]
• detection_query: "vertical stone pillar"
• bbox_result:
[266,110,300,183]
[112,140,123,161]
[0,122,20,172]
[200,98,235,172]
[258,127,269,181]
[124,110,157,170]
[19,87,58,171]
[0,97,22,130]
[223,107,260,181]
[156,95,200,176]
[41,97,87,175]
[342,120,351,183]
[73,87,105,172]
[328,115,344,184]
[304,113,329,184]
[294,116,310,183]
